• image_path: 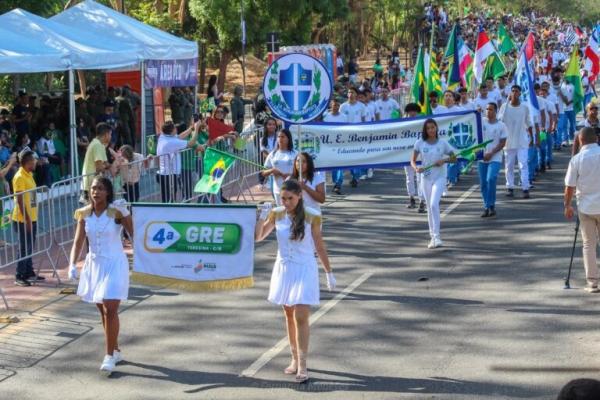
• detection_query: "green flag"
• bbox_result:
[200,97,216,113]
[564,47,585,115]
[411,46,427,114]
[482,53,507,81]
[498,24,516,56]
[194,147,236,194]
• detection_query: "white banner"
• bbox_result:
[133,204,256,283]
[292,111,482,170]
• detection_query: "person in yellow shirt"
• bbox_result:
[81,123,112,203]
[12,150,44,286]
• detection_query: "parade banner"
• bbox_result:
[144,58,198,88]
[292,110,482,171]
[132,204,256,290]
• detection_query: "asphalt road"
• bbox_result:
[1,149,597,400]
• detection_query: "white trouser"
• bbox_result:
[404,165,420,198]
[504,148,530,190]
[421,177,445,239]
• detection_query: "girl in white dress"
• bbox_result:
[261,128,298,205]
[411,118,456,249]
[255,179,336,383]
[290,152,326,212]
[68,176,133,375]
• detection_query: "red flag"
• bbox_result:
[524,33,535,62]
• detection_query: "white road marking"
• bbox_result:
[441,184,479,219]
[240,272,373,377]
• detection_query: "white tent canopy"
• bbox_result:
[0,27,70,73]
[0,8,141,71]
[51,0,198,61]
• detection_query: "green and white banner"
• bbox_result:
[132,204,257,290]
[292,110,482,171]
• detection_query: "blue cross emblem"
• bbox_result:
[279,63,313,112]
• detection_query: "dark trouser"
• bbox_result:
[159,174,179,203]
[123,182,140,203]
[15,221,37,279]
[180,170,194,201]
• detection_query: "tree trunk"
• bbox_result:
[199,41,207,95]
[154,0,164,13]
[217,50,233,94]
[64,0,79,10]
[178,0,187,25]
[169,0,179,19]
[312,26,327,44]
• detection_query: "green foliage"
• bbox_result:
[0,0,63,16]
[129,2,181,34]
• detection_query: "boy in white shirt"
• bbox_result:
[323,98,347,194]
[339,87,365,187]
[376,87,400,120]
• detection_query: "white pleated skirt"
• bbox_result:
[77,253,130,304]
[268,257,320,306]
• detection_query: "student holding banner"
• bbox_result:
[411,119,457,249]
[255,179,335,383]
[290,152,326,212]
[68,177,133,375]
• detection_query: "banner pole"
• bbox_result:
[297,124,303,181]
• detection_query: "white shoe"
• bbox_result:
[359,175,367,180]
[100,355,116,376]
[433,238,443,248]
[367,169,374,179]
[113,350,123,364]
[427,239,436,249]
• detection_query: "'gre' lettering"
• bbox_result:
[186,226,225,244]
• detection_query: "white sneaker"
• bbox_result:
[113,350,123,364]
[100,355,116,375]
[359,175,367,180]
[367,169,374,179]
[427,239,436,249]
[433,238,443,248]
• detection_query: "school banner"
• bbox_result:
[292,110,482,171]
[132,204,256,290]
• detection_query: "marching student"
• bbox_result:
[323,98,347,194]
[261,128,298,205]
[478,102,508,218]
[290,152,326,212]
[255,179,335,383]
[68,177,133,375]
[340,87,366,187]
[403,103,425,212]
[499,85,533,199]
[411,119,457,249]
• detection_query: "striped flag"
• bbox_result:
[444,24,461,90]
[410,46,427,114]
[474,28,495,83]
[564,26,578,46]
[584,26,600,83]
[459,40,474,88]
[426,50,443,114]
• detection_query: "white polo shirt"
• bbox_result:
[565,144,600,215]
[157,133,188,175]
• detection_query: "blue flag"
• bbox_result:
[513,48,539,125]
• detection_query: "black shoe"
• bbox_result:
[418,201,426,213]
[220,196,229,203]
[488,208,497,218]
[15,277,31,287]
[333,185,342,195]
[27,273,45,281]
[407,197,417,209]
[540,165,546,173]
[481,209,490,218]
[546,163,552,170]
[523,190,530,199]
[506,189,514,197]
[350,179,358,188]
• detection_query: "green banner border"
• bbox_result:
[131,202,257,209]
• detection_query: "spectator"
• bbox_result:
[230,85,253,133]
[206,75,224,106]
[168,87,185,125]
[81,123,112,203]
[156,120,200,203]
[564,128,600,293]
[0,109,12,133]
[96,100,119,148]
[118,144,144,203]
[183,87,195,126]
[12,91,31,136]
[115,88,135,147]
[12,150,44,287]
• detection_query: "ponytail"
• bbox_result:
[290,197,305,241]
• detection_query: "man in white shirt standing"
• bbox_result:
[340,87,366,187]
[458,88,475,111]
[558,76,576,146]
[323,97,347,194]
[376,87,400,120]
[564,127,600,292]
[479,102,508,218]
[485,77,502,109]
[499,85,533,199]
[474,85,491,112]
[428,92,448,115]
[156,120,199,203]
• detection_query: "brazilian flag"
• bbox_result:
[194,147,236,194]
[411,46,427,114]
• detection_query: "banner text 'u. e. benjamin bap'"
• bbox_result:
[292,111,483,171]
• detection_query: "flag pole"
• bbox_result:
[297,124,303,181]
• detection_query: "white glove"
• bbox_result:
[325,272,336,292]
[112,199,130,217]
[68,264,78,280]
[258,202,273,220]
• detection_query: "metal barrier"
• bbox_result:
[0,186,60,309]
[390,86,412,114]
